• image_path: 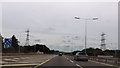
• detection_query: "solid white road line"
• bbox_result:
[34,59,50,68]
[3,59,18,62]
[2,55,56,67]
[34,55,56,68]
[1,64,36,67]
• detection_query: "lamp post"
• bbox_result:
[74,16,98,53]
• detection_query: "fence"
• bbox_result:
[89,56,120,66]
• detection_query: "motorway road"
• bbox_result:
[2,55,119,68]
[36,55,118,68]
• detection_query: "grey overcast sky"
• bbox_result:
[1,2,118,51]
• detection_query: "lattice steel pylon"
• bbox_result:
[100,32,106,51]
[25,29,30,46]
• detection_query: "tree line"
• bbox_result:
[72,48,120,58]
[2,35,56,54]
[1,35,120,58]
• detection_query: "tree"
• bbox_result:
[81,48,103,56]
[11,35,19,52]
[35,44,51,53]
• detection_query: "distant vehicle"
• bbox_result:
[59,53,62,56]
[74,52,88,61]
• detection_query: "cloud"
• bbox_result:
[2,2,118,51]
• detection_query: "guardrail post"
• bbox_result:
[114,59,117,64]
[105,59,107,63]
[98,58,100,62]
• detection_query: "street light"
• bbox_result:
[74,16,98,53]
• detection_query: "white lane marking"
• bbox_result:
[76,64,83,68]
[3,59,18,62]
[64,56,69,60]
[69,60,74,63]
[34,59,50,68]
[64,56,83,68]
[34,55,56,68]
[13,58,20,60]
[89,60,114,66]
[1,64,36,67]
[2,55,57,67]
[76,64,80,66]
[64,56,74,63]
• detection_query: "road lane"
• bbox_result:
[64,55,119,68]
[36,56,80,68]
[2,55,119,68]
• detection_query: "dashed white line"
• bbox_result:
[69,60,74,63]
[76,64,83,68]
[64,56,83,68]
[64,56,74,63]
[76,64,80,66]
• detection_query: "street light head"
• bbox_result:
[74,16,80,19]
[92,17,98,20]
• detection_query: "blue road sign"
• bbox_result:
[4,38,12,48]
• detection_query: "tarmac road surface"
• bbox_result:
[2,55,119,68]
[36,55,118,68]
